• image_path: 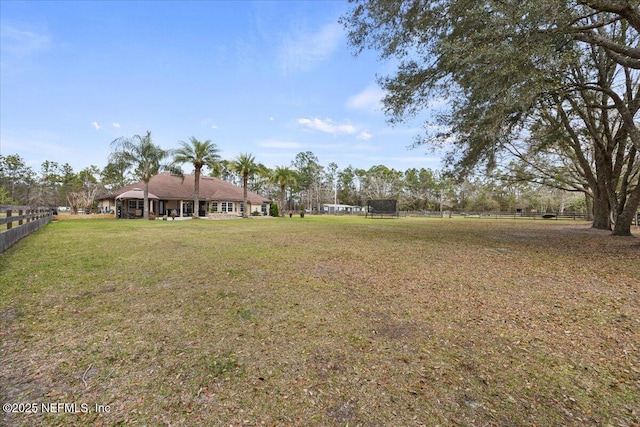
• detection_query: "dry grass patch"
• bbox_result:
[55,213,116,220]
[1,217,638,426]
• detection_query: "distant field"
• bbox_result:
[1,216,638,426]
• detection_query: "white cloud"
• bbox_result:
[211,125,218,129]
[297,117,356,136]
[278,22,342,74]
[0,23,51,57]
[112,122,121,128]
[91,121,101,130]
[357,131,373,140]
[269,116,275,121]
[346,85,385,112]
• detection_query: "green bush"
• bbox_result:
[567,197,587,212]
[269,203,279,217]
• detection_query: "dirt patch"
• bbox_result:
[0,307,22,325]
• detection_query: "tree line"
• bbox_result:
[1,139,585,219]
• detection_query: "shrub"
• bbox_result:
[251,211,261,216]
[269,203,279,217]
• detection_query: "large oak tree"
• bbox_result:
[341,0,639,235]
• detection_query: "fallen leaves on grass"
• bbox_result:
[1,218,638,426]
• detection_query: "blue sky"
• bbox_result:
[1,0,443,175]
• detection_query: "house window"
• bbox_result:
[211,202,218,213]
[240,202,244,213]
[221,202,233,212]
[128,200,144,210]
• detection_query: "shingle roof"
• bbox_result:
[116,188,159,200]
[108,173,270,204]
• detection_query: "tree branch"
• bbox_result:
[578,0,640,32]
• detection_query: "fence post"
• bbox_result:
[1,205,54,254]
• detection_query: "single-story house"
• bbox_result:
[100,172,271,218]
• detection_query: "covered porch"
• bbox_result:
[154,200,204,218]
[115,189,159,219]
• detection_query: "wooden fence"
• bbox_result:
[0,206,53,253]
[398,210,590,220]
[460,211,589,220]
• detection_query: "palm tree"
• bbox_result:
[173,137,221,217]
[109,131,179,219]
[270,166,297,216]
[229,153,260,218]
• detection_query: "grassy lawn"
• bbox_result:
[1,216,638,426]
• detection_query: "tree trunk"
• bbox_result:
[143,181,150,219]
[591,189,611,230]
[585,193,594,222]
[591,171,611,230]
[280,184,286,217]
[243,174,248,218]
[194,166,201,217]
[612,184,640,236]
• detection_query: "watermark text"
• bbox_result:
[3,402,111,414]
